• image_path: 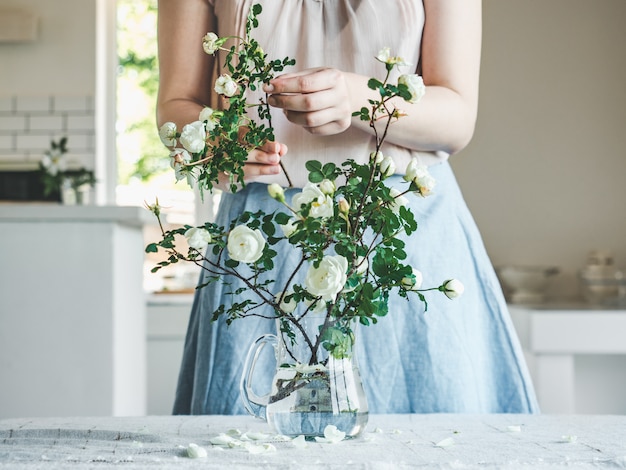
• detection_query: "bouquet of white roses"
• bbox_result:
[39,137,96,199]
[147,5,463,366]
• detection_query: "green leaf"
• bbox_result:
[308,171,324,183]
[225,259,239,269]
[322,162,337,178]
[274,211,291,225]
[394,248,407,260]
[145,243,158,253]
[262,216,275,236]
[367,78,383,90]
[305,160,322,172]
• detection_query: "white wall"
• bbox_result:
[0,1,97,171]
[452,0,626,299]
[0,0,96,95]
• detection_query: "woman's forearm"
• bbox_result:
[346,72,478,156]
[156,0,215,130]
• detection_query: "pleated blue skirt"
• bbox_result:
[173,162,540,415]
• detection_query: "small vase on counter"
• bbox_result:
[580,251,625,306]
[61,179,92,206]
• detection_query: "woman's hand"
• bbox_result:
[263,67,352,136]
[216,140,288,186]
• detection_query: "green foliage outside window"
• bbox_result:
[117,0,169,184]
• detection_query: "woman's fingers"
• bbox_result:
[265,68,336,94]
[264,68,352,135]
[258,140,288,158]
[216,141,288,185]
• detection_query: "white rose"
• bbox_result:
[402,268,423,291]
[169,148,194,187]
[215,74,239,97]
[376,47,392,64]
[371,151,384,164]
[159,121,177,147]
[443,279,465,299]
[354,256,368,275]
[179,121,206,154]
[198,106,219,131]
[267,183,285,203]
[41,149,66,176]
[202,32,220,55]
[398,74,426,104]
[291,182,334,219]
[403,158,436,197]
[276,291,297,314]
[380,155,396,178]
[280,217,298,238]
[184,227,212,252]
[375,47,410,67]
[319,179,336,196]
[337,197,350,215]
[389,187,409,213]
[227,225,266,263]
[305,255,348,302]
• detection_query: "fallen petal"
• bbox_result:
[242,431,270,441]
[244,442,276,454]
[323,425,346,443]
[435,437,455,448]
[210,434,240,447]
[292,435,308,449]
[186,443,207,459]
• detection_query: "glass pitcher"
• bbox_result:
[240,313,369,438]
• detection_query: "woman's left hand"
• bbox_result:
[263,67,352,136]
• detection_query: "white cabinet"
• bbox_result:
[0,204,150,418]
[146,295,192,415]
[510,303,626,414]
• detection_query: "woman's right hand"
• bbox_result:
[263,67,353,136]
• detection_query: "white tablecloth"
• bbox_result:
[1,414,625,469]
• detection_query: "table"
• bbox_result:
[1,414,625,469]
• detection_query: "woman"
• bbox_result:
[157,0,539,414]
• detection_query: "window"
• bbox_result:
[116,0,195,226]
[114,0,214,292]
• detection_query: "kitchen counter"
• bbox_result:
[0,203,153,226]
[509,302,626,414]
[0,204,150,418]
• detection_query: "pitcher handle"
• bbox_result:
[240,334,277,420]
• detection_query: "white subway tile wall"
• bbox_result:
[0,95,95,169]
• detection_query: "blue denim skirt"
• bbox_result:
[173,162,539,415]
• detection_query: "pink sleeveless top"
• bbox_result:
[208,0,447,187]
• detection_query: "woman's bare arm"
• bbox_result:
[156,0,285,182]
[156,0,215,130]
